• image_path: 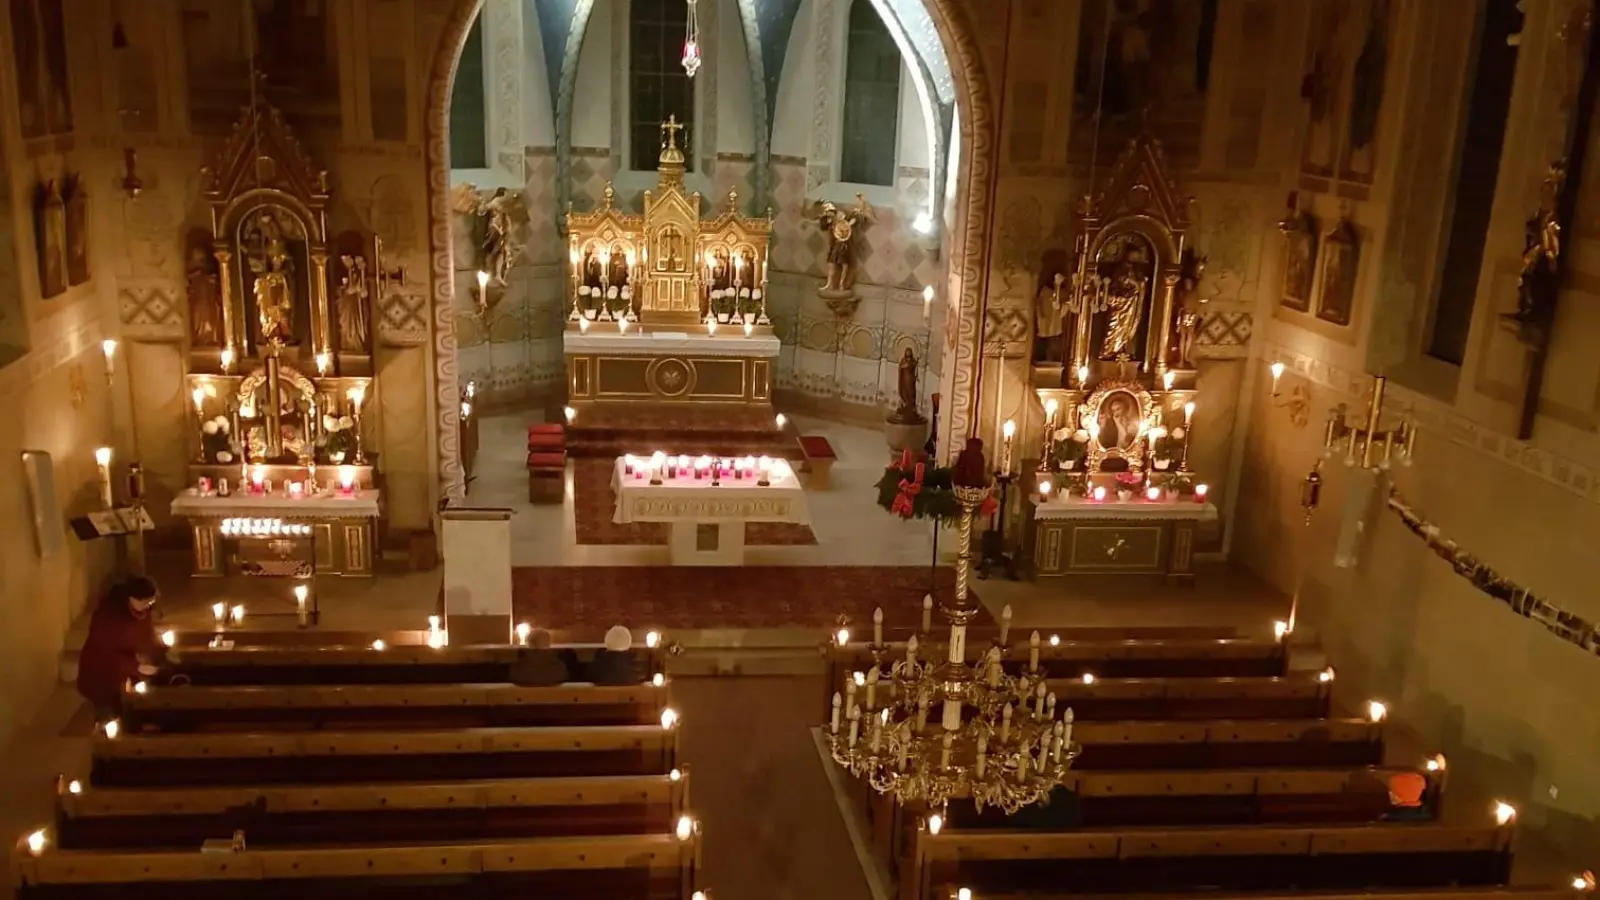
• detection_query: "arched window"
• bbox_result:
[839,0,901,187]
[1427,0,1520,365]
[629,0,695,171]
[448,13,488,169]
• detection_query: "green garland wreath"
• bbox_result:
[874,465,963,524]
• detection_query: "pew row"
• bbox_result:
[166,644,669,686]
[122,682,669,731]
[15,832,701,900]
[54,772,690,850]
[1037,674,1333,721]
[898,823,1514,900]
[931,889,1591,900]
[91,724,681,786]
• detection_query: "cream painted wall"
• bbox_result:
[715,0,755,154]
[571,0,614,149]
[769,0,816,159]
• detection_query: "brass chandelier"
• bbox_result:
[825,441,1081,816]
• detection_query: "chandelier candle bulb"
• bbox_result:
[1001,703,1013,742]
[999,605,1012,645]
[845,675,858,715]
[940,732,954,769]
[872,607,883,645]
[1034,682,1047,718]
[986,647,1002,687]
[1016,748,1029,781]
[1029,631,1041,672]
[976,734,988,778]
[1045,692,1057,720]
[1062,708,1075,748]
[831,693,842,733]
[915,694,929,733]
[921,595,933,633]
[870,712,883,752]
[942,696,961,731]
[865,668,879,709]
[906,635,918,666]
[848,705,861,746]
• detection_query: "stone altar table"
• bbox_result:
[611,456,808,565]
[172,490,381,578]
[1022,495,1217,584]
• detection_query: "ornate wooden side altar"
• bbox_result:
[564,118,777,408]
[172,102,389,578]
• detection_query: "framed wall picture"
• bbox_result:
[1279,209,1319,312]
[1316,216,1360,326]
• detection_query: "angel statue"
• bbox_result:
[1503,161,1564,345]
[452,184,525,286]
[805,194,876,297]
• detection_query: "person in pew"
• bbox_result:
[586,625,640,685]
[76,576,167,723]
[509,628,577,686]
[1382,771,1433,822]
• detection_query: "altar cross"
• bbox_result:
[661,115,685,150]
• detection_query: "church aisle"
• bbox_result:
[672,675,874,900]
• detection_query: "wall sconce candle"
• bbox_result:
[1270,361,1286,396]
[101,339,117,379]
[94,448,114,508]
[922,285,934,321]
[1000,420,1016,475]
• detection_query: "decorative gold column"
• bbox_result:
[215,249,239,352]
[310,251,331,355]
[264,346,284,459]
[1151,271,1180,378]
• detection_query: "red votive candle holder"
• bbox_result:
[1194,483,1209,504]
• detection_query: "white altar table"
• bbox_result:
[565,330,780,407]
[1024,495,1217,583]
[171,490,382,577]
[611,457,808,565]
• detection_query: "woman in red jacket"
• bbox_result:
[76,577,166,722]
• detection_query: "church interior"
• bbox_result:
[1,0,1599,897]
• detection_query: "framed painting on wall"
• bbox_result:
[1315,216,1360,326]
[1278,208,1319,312]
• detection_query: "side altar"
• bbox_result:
[170,102,388,579]
[564,118,777,408]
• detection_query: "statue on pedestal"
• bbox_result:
[807,194,875,299]
[889,348,927,425]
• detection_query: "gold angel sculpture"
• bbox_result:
[452,183,526,286]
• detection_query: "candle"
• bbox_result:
[1001,419,1016,475]
[870,709,883,752]
[744,322,753,336]
[999,604,1012,645]
[251,465,266,493]
[1270,360,1285,395]
[1184,401,1196,425]
[338,465,356,494]
[976,734,988,778]
[212,602,226,630]
[191,386,205,417]
[845,674,858,715]
[847,706,860,746]
[1001,703,1013,743]
[707,319,717,335]
[986,647,1002,687]
[915,693,928,733]
[865,668,878,709]
[1029,630,1040,672]
[873,607,883,645]
[1040,479,1053,500]
[1092,485,1107,502]
[230,604,244,625]
[1163,370,1175,391]
[220,346,234,372]
[906,635,919,667]
[939,731,954,769]
[101,339,117,377]
[922,285,933,321]
[294,584,309,626]
[921,595,933,633]
[1195,483,1209,504]
[578,316,590,333]
[830,692,842,733]
[1034,682,1046,718]
[1145,485,1162,502]
[1076,364,1089,386]
[289,481,304,498]
[94,448,114,508]
[316,352,330,376]
[1062,707,1075,749]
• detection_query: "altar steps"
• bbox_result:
[565,406,794,460]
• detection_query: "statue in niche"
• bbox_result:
[1172,247,1207,367]
[806,194,875,297]
[889,347,927,426]
[1504,162,1564,343]
[336,254,370,352]
[186,239,224,348]
[582,248,604,289]
[245,213,297,346]
[32,180,66,299]
[1032,248,1072,364]
[63,175,89,287]
[466,187,521,285]
[1096,236,1152,361]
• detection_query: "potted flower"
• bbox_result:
[739,288,757,324]
[1114,471,1141,501]
[1053,427,1089,470]
[1152,427,1183,470]
[200,416,233,463]
[323,415,356,464]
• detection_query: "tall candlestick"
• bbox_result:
[1001,419,1016,475]
[1041,398,1058,462]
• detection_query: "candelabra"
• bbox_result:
[1322,376,1416,470]
[826,446,1080,816]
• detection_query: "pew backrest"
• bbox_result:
[93,724,676,761]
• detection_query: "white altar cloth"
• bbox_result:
[172,491,382,519]
[565,330,781,359]
[611,457,807,564]
[1033,496,1217,522]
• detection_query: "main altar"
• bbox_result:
[564,117,777,408]
[1023,133,1217,585]
[171,102,386,580]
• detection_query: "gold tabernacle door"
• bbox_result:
[565,116,772,329]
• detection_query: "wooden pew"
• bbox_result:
[1069,718,1384,769]
[15,831,701,900]
[929,889,1590,900]
[166,644,669,687]
[54,772,690,850]
[1038,674,1332,721]
[122,682,668,731]
[90,724,681,787]
[826,638,1288,717]
[898,823,1515,900]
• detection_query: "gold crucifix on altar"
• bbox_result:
[661,114,685,151]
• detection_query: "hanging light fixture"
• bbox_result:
[681,0,703,78]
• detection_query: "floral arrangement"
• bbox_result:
[322,414,356,462]
[1151,426,1184,468]
[1387,487,1599,657]
[1052,428,1090,469]
[874,449,995,524]
[1113,472,1142,488]
[200,416,233,464]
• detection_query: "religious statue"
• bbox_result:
[1032,249,1071,364]
[806,194,875,297]
[457,185,523,285]
[186,243,224,348]
[246,213,296,346]
[337,254,370,352]
[1101,265,1147,360]
[1173,248,1207,367]
[1504,161,1565,343]
[889,347,927,425]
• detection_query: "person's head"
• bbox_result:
[604,625,633,653]
[529,628,554,650]
[122,576,159,619]
[1388,772,1426,808]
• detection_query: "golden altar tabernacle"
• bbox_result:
[1023,134,1215,584]
[174,101,384,579]
[563,117,778,407]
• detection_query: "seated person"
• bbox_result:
[586,625,640,685]
[77,576,167,722]
[1382,771,1432,822]
[509,629,577,686]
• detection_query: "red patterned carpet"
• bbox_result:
[572,458,817,546]
[511,566,981,631]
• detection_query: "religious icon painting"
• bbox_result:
[63,175,90,287]
[1279,209,1319,313]
[1315,217,1360,327]
[33,180,67,299]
